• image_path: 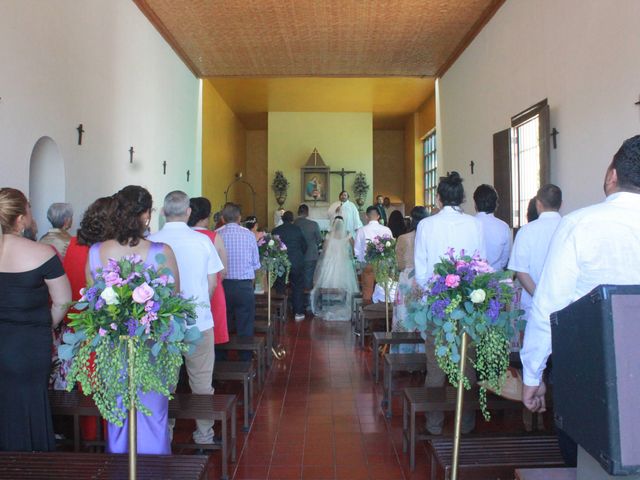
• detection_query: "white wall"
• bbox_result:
[0,0,199,232]
[438,0,640,214]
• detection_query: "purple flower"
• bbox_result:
[487,298,501,323]
[95,297,105,310]
[152,274,169,287]
[430,276,447,295]
[126,318,138,337]
[431,298,451,319]
[110,322,118,330]
[84,286,98,302]
[98,327,107,337]
[144,300,161,313]
[104,271,123,287]
[106,258,120,272]
[160,321,174,342]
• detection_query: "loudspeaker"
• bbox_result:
[551,284,640,475]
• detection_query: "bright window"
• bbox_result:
[423,130,437,209]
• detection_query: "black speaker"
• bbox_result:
[551,284,640,475]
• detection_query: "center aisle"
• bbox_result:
[225,318,420,480]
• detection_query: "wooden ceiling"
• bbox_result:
[135,0,505,78]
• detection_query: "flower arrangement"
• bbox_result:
[258,233,291,287]
[364,235,398,286]
[272,171,290,206]
[352,172,370,210]
[58,253,201,426]
[404,248,524,419]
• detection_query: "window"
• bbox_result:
[423,130,437,210]
[493,99,550,229]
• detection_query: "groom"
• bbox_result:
[327,191,362,236]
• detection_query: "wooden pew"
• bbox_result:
[382,353,427,417]
[402,386,524,470]
[49,390,237,480]
[0,451,208,479]
[213,360,255,431]
[428,435,565,480]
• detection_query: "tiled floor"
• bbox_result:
[184,317,542,480]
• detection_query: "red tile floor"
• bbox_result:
[175,317,547,480]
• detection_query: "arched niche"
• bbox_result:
[28,136,66,238]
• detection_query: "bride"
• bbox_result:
[310,216,359,321]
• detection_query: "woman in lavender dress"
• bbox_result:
[86,185,179,454]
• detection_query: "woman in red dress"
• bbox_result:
[62,196,116,440]
[188,197,229,345]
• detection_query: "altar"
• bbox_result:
[308,205,331,232]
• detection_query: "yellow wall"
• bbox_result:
[246,130,269,227]
[267,112,373,227]
[404,94,436,210]
[201,80,247,215]
[373,130,405,202]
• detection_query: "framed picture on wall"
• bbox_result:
[301,167,330,204]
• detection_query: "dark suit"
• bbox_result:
[294,216,322,291]
[376,204,387,225]
[272,222,308,315]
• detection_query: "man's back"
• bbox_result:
[522,192,640,384]
[216,223,260,280]
[273,222,307,266]
[475,212,511,270]
[294,217,321,261]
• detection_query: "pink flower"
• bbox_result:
[455,260,468,269]
[110,323,118,330]
[104,271,123,287]
[152,274,169,287]
[132,282,155,304]
[444,274,460,288]
[98,327,107,337]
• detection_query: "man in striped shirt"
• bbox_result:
[216,203,261,361]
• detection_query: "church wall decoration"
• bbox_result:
[301,148,330,205]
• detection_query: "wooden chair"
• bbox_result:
[428,435,565,480]
[381,352,427,417]
[0,452,209,480]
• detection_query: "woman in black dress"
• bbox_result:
[0,188,71,451]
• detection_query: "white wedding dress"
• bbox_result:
[310,218,360,321]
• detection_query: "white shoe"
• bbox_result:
[294,314,305,321]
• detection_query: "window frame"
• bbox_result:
[423,128,437,210]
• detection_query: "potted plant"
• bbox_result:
[272,171,290,207]
[352,172,369,210]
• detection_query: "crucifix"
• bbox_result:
[76,124,85,145]
[162,161,167,175]
[129,146,134,163]
[635,95,640,107]
[550,128,559,149]
[186,170,191,182]
[469,161,475,175]
[330,167,356,192]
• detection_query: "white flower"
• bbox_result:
[469,289,486,304]
[385,241,391,248]
[268,239,275,247]
[100,286,120,305]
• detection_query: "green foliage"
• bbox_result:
[271,171,290,196]
[258,233,291,286]
[352,172,370,198]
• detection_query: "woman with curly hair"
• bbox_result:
[0,187,71,451]
[87,185,179,454]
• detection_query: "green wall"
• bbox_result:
[267,112,373,227]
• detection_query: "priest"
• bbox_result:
[327,191,362,236]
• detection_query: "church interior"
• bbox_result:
[1,0,639,479]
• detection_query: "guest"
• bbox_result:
[508,184,562,325]
[392,206,428,352]
[188,196,229,346]
[473,184,512,270]
[39,202,73,258]
[414,172,486,435]
[526,197,539,223]
[23,217,38,240]
[354,206,393,303]
[375,195,388,225]
[387,210,407,239]
[244,215,264,242]
[273,210,307,321]
[61,196,116,440]
[521,136,640,466]
[0,187,71,451]
[216,203,260,361]
[150,191,223,445]
[89,185,179,454]
[383,196,395,219]
[294,204,322,309]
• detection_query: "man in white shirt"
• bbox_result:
[414,171,486,434]
[327,191,363,236]
[508,184,562,321]
[354,206,393,302]
[473,184,512,270]
[149,190,224,445]
[521,136,640,464]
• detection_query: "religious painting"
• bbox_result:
[301,168,329,203]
